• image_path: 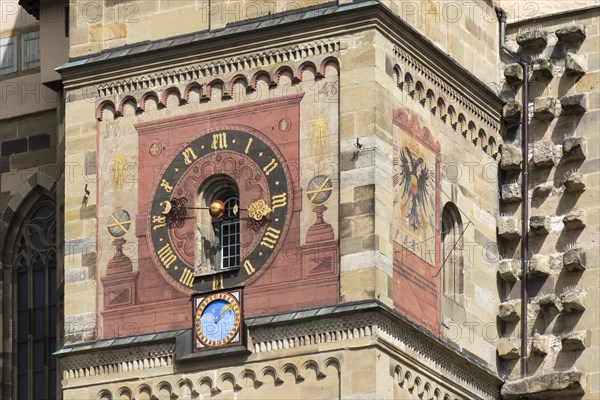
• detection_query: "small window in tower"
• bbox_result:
[218,197,240,270]
[196,175,240,274]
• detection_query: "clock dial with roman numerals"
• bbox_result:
[148,129,291,293]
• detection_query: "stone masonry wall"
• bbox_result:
[498,7,599,398]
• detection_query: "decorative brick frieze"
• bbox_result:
[96,40,340,98]
[394,46,500,132]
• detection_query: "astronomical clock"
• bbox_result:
[99,81,340,341]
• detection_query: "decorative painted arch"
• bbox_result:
[226,73,250,96]
[203,78,226,100]
[138,91,160,112]
[249,70,274,90]
[183,81,203,103]
[296,60,321,81]
[273,65,295,85]
[160,87,184,107]
[116,95,138,115]
[96,99,117,121]
[319,56,340,76]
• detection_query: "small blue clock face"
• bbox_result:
[200,299,236,341]
[194,291,242,348]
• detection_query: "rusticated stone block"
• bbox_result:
[499,300,521,322]
[538,294,563,314]
[563,247,586,271]
[565,53,587,76]
[516,29,548,48]
[533,182,553,197]
[564,172,586,192]
[500,144,522,171]
[531,333,549,355]
[529,254,551,276]
[504,63,523,84]
[532,140,554,167]
[501,371,585,399]
[560,93,588,115]
[497,216,521,240]
[497,338,520,360]
[501,183,522,203]
[563,209,586,230]
[555,24,586,42]
[530,215,550,235]
[562,137,586,161]
[532,58,555,80]
[561,289,587,313]
[561,330,588,351]
[498,259,521,282]
[533,97,557,120]
[502,101,522,125]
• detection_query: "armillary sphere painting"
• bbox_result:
[392,109,441,336]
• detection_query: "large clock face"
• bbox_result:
[148,129,291,293]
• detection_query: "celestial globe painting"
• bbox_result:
[306,175,333,205]
[106,209,132,238]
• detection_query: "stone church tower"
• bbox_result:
[0,1,598,399]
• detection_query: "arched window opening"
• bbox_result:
[441,203,463,302]
[196,175,240,274]
[11,194,57,400]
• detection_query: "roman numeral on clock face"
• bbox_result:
[263,159,278,175]
[271,192,287,211]
[179,268,194,287]
[182,147,197,165]
[260,227,281,249]
[243,259,255,275]
[212,274,224,290]
[157,243,177,269]
[211,132,228,150]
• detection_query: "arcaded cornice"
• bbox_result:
[58,1,503,127]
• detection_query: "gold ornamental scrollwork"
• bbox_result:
[247,199,271,221]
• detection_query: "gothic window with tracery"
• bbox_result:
[12,195,57,400]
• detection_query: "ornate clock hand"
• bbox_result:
[214,304,232,322]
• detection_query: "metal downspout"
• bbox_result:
[495,6,530,379]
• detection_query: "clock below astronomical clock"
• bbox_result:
[193,288,243,351]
